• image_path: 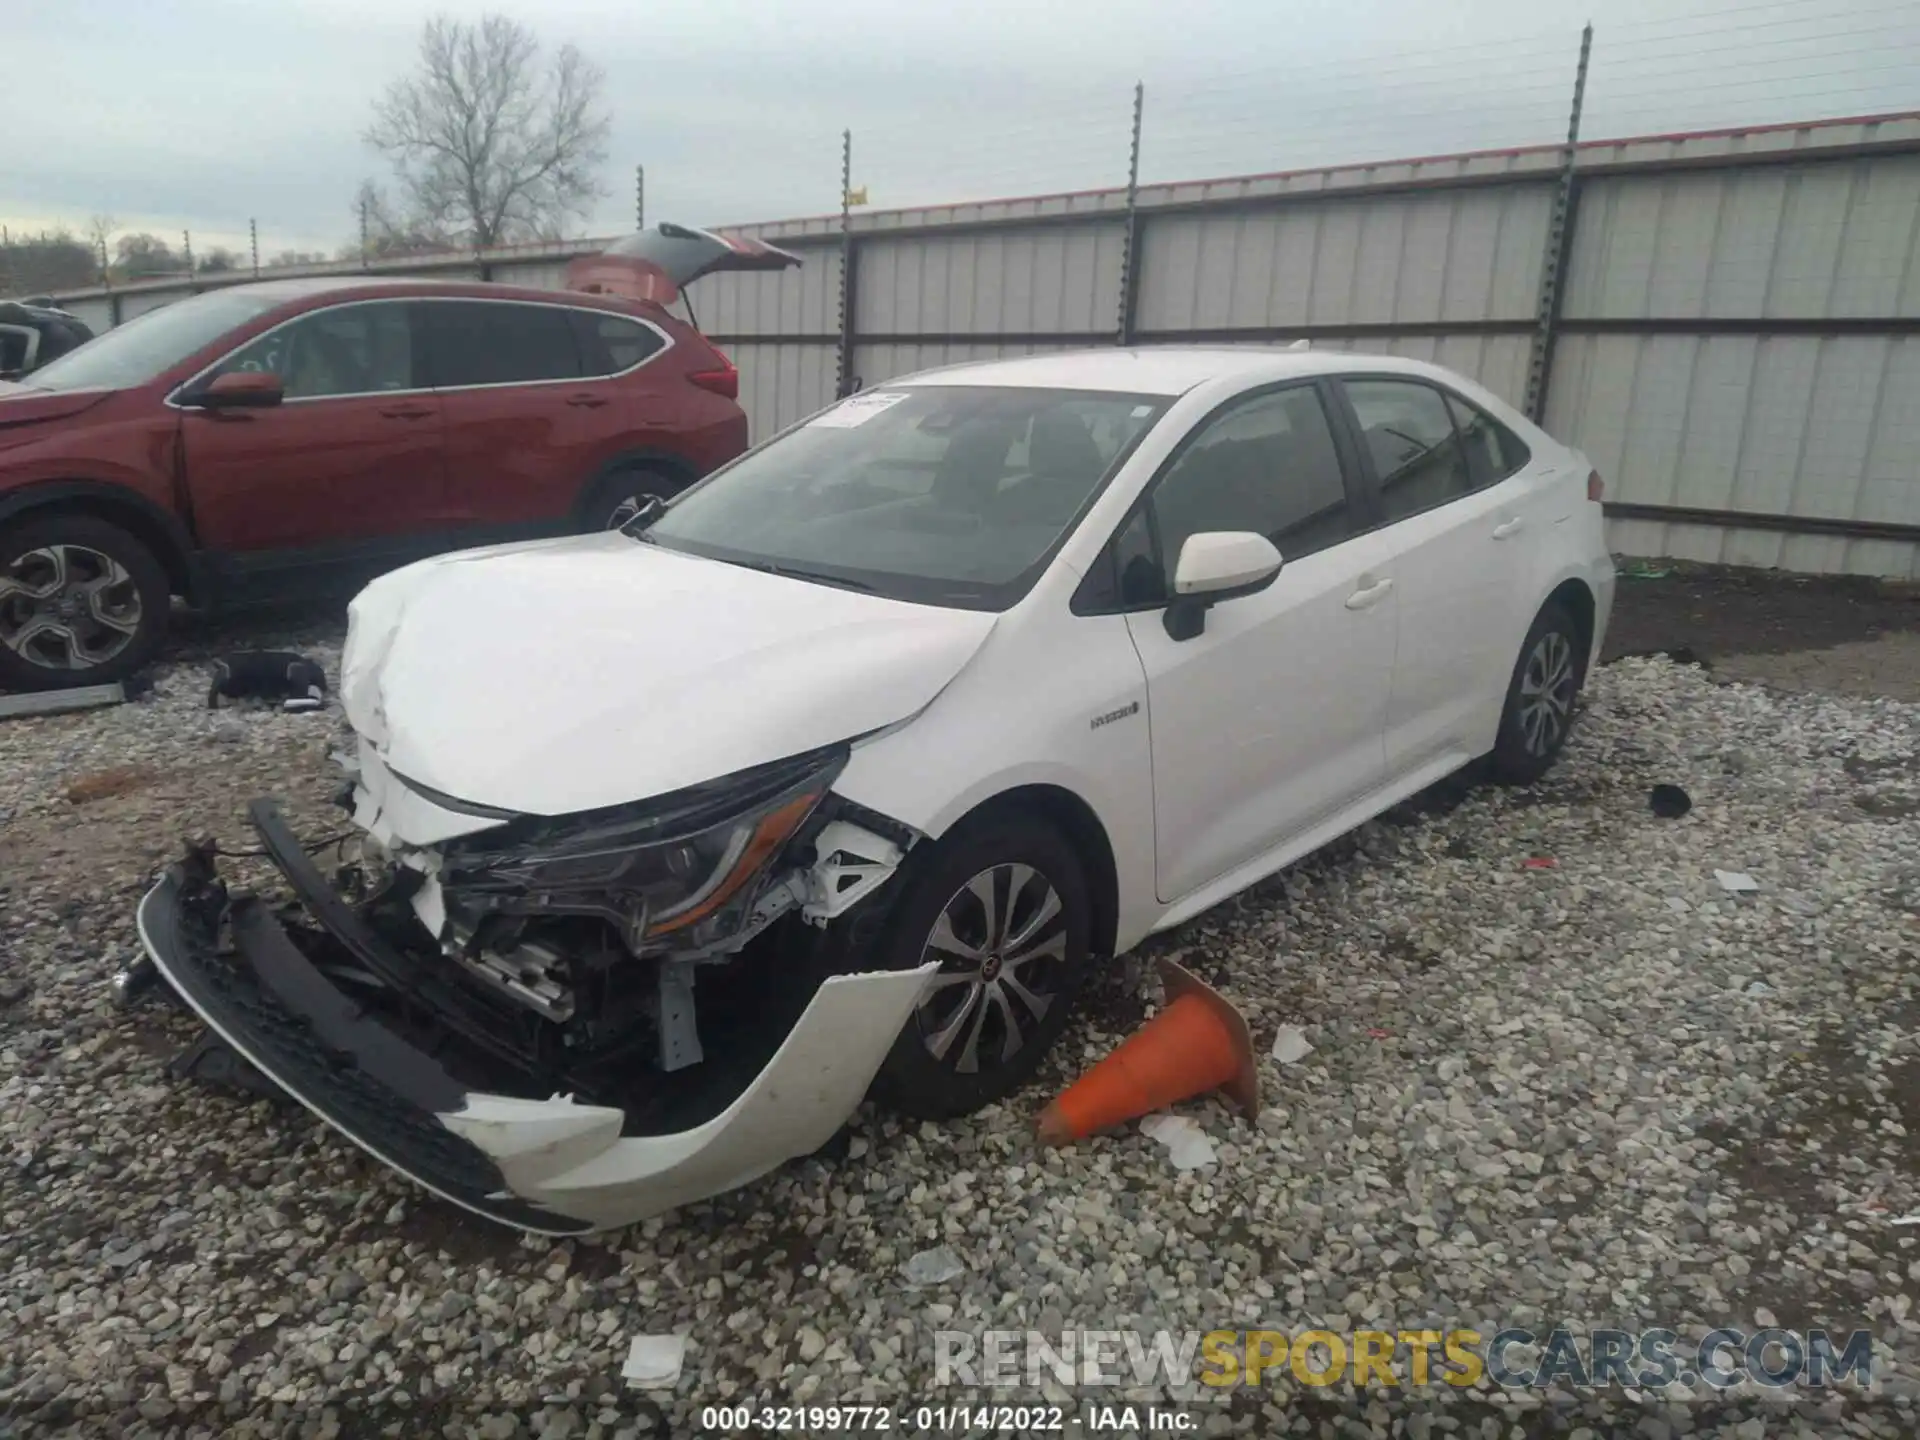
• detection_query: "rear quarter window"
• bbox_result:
[1445,392,1532,487]
[571,310,666,377]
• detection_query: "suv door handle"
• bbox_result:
[379,404,434,420]
[1492,517,1525,539]
[1345,576,1394,611]
[566,393,610,408]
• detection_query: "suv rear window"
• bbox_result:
[572,311,665,376]
[426,302,581,387]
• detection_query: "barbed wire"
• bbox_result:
[8,4,1918,287]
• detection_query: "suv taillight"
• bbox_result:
[1587,469,1605,503]
[688,351,738,400]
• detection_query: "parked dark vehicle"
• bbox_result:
[0,225,797,691]
[0,299,95,382]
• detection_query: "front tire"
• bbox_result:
[0,513,170,692]
[1490,599,1586,784]
[866,813,1095,1120]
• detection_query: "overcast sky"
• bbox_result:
[8,0,1917,257]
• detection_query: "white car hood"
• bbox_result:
[340,533,995,817]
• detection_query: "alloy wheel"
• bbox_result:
[603,495,646,530]
[914,862,1069,1075]
[0,543,144,671]
[603,488,669,531]
[1517,629,1576,757]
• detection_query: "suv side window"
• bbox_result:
[1445,392,1532,489]
[1343,378,1473,521]
[215,302,416,400]
[571,310,665,376]
[427,302,582,388]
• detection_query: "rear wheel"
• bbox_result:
[0,513,170,691]
[583,465,685,531]
[1490,599,1586,784]
[866,813,1095,1119]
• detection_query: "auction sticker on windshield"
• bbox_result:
[809,391,911,427]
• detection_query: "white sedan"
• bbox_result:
[137,347,1615,1232]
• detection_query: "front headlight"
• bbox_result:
[432,745,844,943]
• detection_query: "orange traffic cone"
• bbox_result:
[1037,957,1259,1146]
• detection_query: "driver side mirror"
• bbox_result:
[188,371,284,410]
[1163,531,1283,641]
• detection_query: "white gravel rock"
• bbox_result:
[3,637,1918,1436]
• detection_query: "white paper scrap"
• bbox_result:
[621,1333,688,1389]
[1270,1025,1315,1065]
[807,391,910,428]
[1139,1113,1219,1171]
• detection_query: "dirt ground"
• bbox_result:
[1602,559,1920,701]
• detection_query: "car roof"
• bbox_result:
[900,345,1443,397]
[193,275,625,306]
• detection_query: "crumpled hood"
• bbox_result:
[342,533,996,817]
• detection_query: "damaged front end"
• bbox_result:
[133,746,931,1233]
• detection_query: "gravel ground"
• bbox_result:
[5,600,1920,1437]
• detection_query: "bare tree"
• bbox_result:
[84,215,118,280]
[113,233,180,279]
[351,179,453,259]
[365,14,610,250]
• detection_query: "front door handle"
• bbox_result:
[566,393,610,409]
[379,405,434,420]
[1492,517,1525,539]
[1345,576,1394,611]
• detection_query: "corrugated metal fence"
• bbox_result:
[40,111,1920,577]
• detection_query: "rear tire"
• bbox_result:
[864,812,1095,1120]
[581,465,686,531]
[1489,599,1586,784]
[0,513,170,692]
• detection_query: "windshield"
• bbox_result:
[23,290,279,392]
[645,385,1169,609]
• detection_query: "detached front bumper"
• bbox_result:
[135,804,934,1234]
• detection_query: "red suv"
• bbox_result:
[0,225,798,691]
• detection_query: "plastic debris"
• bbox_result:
[621,1333,688,1389]
[1715,870,1760,893]
[0,682,125,720]
[1522,857,1558,870]
[1367,1028,1394,1039]
[1618,561,1672,580]
[1270,1025,1314,1065]
[1649,784,1692,819]
[901,1245,967,1287]
[1139,1113,1218,1171]
[1745,980,1776,997]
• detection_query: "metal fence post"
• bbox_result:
[1523,24,1592,423]
[249,218,260,279]
[836,129,860,397]
[182,231,196,292]
[1116,81,1145,347]
[636,165,646,231]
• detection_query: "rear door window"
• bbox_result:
[1342,378,1474,522]
[570,310,666,376]
[426,302,582,388]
